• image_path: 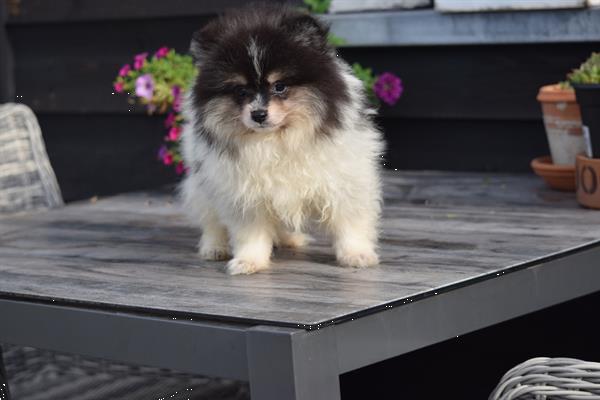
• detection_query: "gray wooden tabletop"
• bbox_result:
[1,171,599,329]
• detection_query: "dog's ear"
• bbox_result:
[285,13,330,49]
[190,21,220,64]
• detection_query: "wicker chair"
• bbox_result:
[490,357,600,400]
[0,103,63,213]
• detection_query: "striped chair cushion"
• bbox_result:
[0,103,63,213]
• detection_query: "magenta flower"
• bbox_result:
[175,162,185,175]
[113,81,124,93]
[118,64,131,77]
[158,145,169,161]
[168,126,181,141]
[172,86,182,112]
[155,46,170,59]
[165,112,176,128]
[163,153,174,166]
[133,52,148,70]
[135,74,154,100]
[373,72,403,106]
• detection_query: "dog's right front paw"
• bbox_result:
[225,258,269,275]
[337,249,379,268]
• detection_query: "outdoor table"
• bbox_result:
[1,171,600,400]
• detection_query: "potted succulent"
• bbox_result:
[569,52,600,209]
[570,52,600,157]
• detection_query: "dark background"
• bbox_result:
[4,0,599,202]
[2,1,600,398]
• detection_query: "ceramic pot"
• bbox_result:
[576,154,600,209]
[537,84,585,165]
[573,84,600,158]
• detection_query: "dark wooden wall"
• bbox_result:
[4,0,599,200]
[0,0,14,102]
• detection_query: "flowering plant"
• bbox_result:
[113,47,197,174]
[352,64,403,106]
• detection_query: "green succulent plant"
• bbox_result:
[568,52,600,85]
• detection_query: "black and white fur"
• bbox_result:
[180,4,385,275]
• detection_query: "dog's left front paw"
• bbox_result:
[337,249,379,268]
[225,258,269,275]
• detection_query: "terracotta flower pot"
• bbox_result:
[576,154,600,209]
[531,155,576,192]
[537,84,586,165]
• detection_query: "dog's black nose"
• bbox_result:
[251,109,268,124]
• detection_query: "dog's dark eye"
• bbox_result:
[234,86,249,98]
[273,81,287,94]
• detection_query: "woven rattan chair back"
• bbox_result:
[0,103,63,214]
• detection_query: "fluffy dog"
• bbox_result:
[180,4,385,275]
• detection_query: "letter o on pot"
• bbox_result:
[581,165,598,195]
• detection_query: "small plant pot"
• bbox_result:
[576,154,600,209]
[537,84,585,165]
[531,155,576,192]
[573,84,600,157]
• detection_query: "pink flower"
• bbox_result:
[373,72,403,106]
[113,81,124,93]
[133,52,148,70]
[118,64,131,77]
[172,86,182,112]
[163,153,173,166]
[155,46,170,59]
[175,162,185,175]
[168,126,181,141]
[135,74,154,100]
[165,112,176,128]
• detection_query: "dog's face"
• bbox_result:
[190,6,349,140]
[222,69,298,133]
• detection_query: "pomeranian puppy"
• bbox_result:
[180,4,384,275]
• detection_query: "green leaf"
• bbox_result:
[303,0,331,13]
[327,33,346,47]
[352,63,379,106]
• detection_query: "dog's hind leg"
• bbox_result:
[198,208,231,261]
[328,197,380,268]
[274,224,309,249]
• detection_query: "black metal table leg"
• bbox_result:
[0,345,11,400]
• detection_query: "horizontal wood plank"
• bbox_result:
[1,171,599,327]
[6,0,300,24]
[327,7,600,46]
